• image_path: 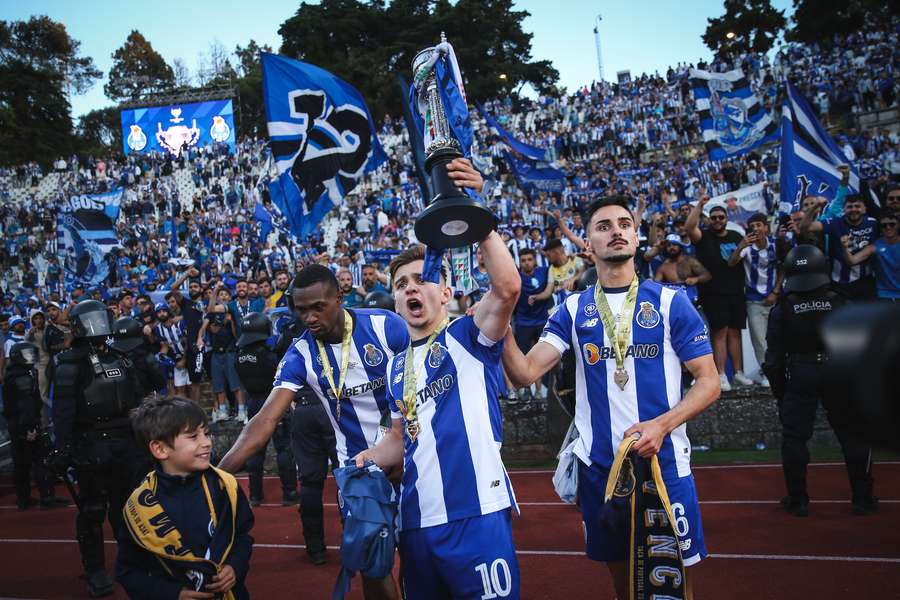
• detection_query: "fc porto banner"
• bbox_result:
[120,99,236,157]
[261,53,387,239]
[56,189,123,287]
[689,68,778,160]
[477,102,548,162]
[503,151,565,194]
[704,182,768,227]
[780,81,872,212]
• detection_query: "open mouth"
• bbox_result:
[406,298,424,318]
[196,452,210,461]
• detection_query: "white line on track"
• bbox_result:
[1,538,898,564]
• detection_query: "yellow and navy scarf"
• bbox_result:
[123,466,238,600]
[604,435,686,600]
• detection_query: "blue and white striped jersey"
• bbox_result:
[738,239,778,301]
[154,321,186,356]
[273,309,409,463]
[539,280,712,480]
[387,316,516,531]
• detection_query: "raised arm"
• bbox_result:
[549,209,587,251]
[685,192,708,244]
[840,236,877,266]
[219,387,295,473]
[473,231,521,342]
[798,201,824,235]
[501,327,562,387]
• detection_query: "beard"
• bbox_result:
[603,252,634,264]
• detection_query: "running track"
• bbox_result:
[1,461,898,599]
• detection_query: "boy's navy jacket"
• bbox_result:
[116,467,254,600]
[332,463,397,600]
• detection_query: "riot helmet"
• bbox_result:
[576,267,598,292]
[110,316,145,353]
[783,244,830,294]
[9,341,39,366]
[237,312,271,348]
[69,300,113,340]
[363,290,395,312]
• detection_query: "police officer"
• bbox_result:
[50,300,148,597]
[362,290,395,311]
[764,245,877,517]
[276,287,338,566]
[2,342,66,510]
[108,316,167,399]
[235,312,299,507]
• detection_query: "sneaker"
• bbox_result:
[219,406,230,421]
[211,407,222,423]
[282,490,301,506]
[309,550,327,566]
[719,373,732,392]
[759,376,770,388]
[780,495,809,517]
[733,371,753,386]
[237,406,248,424]
[249,497,263,508]
[852,495,879,516]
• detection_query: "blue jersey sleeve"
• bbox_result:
[539,299,574,355]
[384,312,411,355]
[272,343,309,392]
[668,290,712,362]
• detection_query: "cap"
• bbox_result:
[9,316,26,328]
[665,234,688,248]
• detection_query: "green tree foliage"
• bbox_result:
[703,0,787,59]
[233,40,272,137]
[277,0,559,117]
[0,16,100,165]
[77,106,120,156]
[105,30,175,102]
[787,0,899,44]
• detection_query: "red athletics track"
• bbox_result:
[1,461,898,599]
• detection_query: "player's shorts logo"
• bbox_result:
[612,457,636,497]
[582,343,601,365]
[584,303,598,316]
[363,343,384,367]
[428,342,448,368]
[636,301,661,329]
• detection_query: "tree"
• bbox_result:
[233,40,272,137]
[172,57,193,88]
[0,16,100,165]
[702,0,786,59]
[277,0,558,117]
[77,106,120,155]
[105,30,175,102]
[787,0,899,44]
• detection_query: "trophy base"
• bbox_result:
[417,147,497,249]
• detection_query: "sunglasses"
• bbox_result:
[708,215,726,221]
[881,221,898,228]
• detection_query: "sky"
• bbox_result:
[4,0,794,119]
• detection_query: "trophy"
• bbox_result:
[411,35,497,249]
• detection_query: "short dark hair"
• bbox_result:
[543,238,564,253]
[746,213,768,226]
[388,245,447,281]
[131,396,207,455]
[708,205,727,216]
[292,264,339,294]
[518,247,536,259]
[584,196,635,225]
[844,194,866,206]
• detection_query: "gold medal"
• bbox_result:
[406,419,420,442]
[316,310,354,424]
[400,317,449,442]
[594,277,639,393]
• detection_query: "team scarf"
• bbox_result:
[123,467,239,600]
[603,435,686,600]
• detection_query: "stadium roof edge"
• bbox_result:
[117,84,237,110]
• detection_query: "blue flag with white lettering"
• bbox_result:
[780,81,868,212]
[56,189,123,287]
[261,53,387,239]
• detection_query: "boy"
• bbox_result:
[118,396,254,600]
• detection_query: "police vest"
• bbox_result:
[78,354,140,427]
[782,290,845,355]
[235,344,277,396]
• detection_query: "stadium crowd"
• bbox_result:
[1,24,898,412]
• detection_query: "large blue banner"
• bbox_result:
[477,102,547,162]
[56,189,123,287]
[262,53,387,240]
[120,99,236,157]
[503,151,566,194]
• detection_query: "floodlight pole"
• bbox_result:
[594,14,604,82]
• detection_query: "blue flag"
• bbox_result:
[254,201,274,242]
[56,189,123,287]
[261,53,387,239]
[476,102,547,161]
[690,68,778,160]
[503,151,566,194]
[397,74,432,202]
[780,81,869,212]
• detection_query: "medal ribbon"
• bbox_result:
[401,317,449,433]
[594,276,640,378]
[315,310,354,422]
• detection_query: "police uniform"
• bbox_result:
[235,330,298,505]
[275,318,338,563]
[50,301,149,596]
[765,245,876,516]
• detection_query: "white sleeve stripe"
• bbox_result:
[540,332,568,355]
[476,331,499,347]
[274,382,302,392]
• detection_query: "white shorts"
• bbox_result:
[173,366,190,388]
